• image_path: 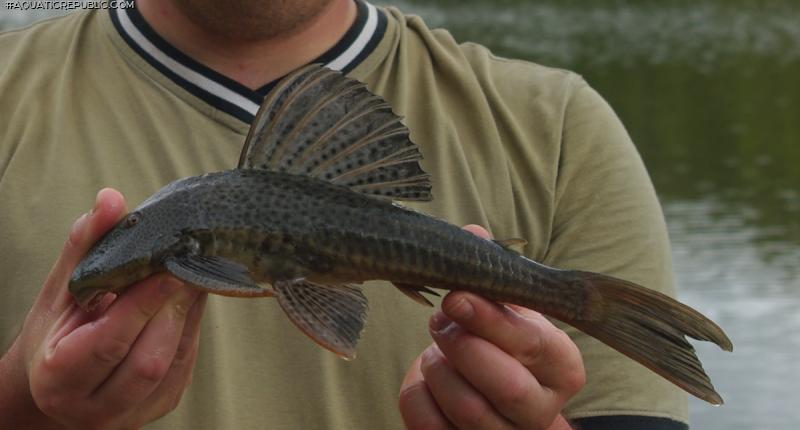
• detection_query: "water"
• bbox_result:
[3,2,798,428]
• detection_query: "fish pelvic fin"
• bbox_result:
[239,64,432,202]
[392,282,440,307]
[273,279,369,360]
[565,271,732,405]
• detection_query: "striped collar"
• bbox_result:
[109,1,387,123]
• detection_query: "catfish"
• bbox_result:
[70,65,732,404]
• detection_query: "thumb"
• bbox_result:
[462,224,492,240]
[39,188,127,311]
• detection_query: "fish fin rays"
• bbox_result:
[239,64,432,202]
[165,256,270,297]
[392,282,440,307]
[566,271,732,405]
[273,279,369,360]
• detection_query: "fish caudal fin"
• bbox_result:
[566,271,732,405]
[273,279,369,360]
[239,64,432,201]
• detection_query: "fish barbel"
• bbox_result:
[69,65,732,405]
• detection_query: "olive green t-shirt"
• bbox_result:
[0,2,687,428]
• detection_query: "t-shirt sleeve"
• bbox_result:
[543,76,689,423]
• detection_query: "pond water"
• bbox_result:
[3,2,798,428]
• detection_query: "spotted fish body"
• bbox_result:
[70,65,732,405]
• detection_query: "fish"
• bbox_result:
[69,64,732,405]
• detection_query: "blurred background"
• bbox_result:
[3,1,797,428]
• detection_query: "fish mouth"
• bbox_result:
[69,259,157,311]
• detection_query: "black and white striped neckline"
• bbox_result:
[109,1,387,123]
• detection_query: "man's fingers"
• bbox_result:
[93,286,201,416]
[36,276,183,398]
[429,311,559,428]
[461,224,491,239]
[458,223,582,389]
[40,188,126,310]
[134,293,207,424]
[398,355,455,430]
[439,292,585,395]
[58,188,127,277]
[419,344,514,430]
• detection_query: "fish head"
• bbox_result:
[69,178,203,310]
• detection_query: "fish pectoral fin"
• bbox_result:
[392,282,440,307]
[165,256,269,297]
[273,279,368,360]
[494,238,528,254]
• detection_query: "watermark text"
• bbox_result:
[4,0,133,10]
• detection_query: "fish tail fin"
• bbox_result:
[565,271,732,405]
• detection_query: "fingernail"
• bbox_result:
[73,212,89,232]
[89,189,104,216]
[446,296,474,321]
[68,213,89,245]
[420,345,438,365]
[93,188,120,216]
[429,311,453,333]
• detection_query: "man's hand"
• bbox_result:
[0,188,207,429]
[398,225,585,430]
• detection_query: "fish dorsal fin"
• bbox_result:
[239,64,432,202]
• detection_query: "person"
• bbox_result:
[0,0,688,428]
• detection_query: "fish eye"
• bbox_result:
[124,212,142,228]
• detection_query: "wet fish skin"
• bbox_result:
[69,167,729,404]
[71,169,560,304]
[69,64,732,406]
